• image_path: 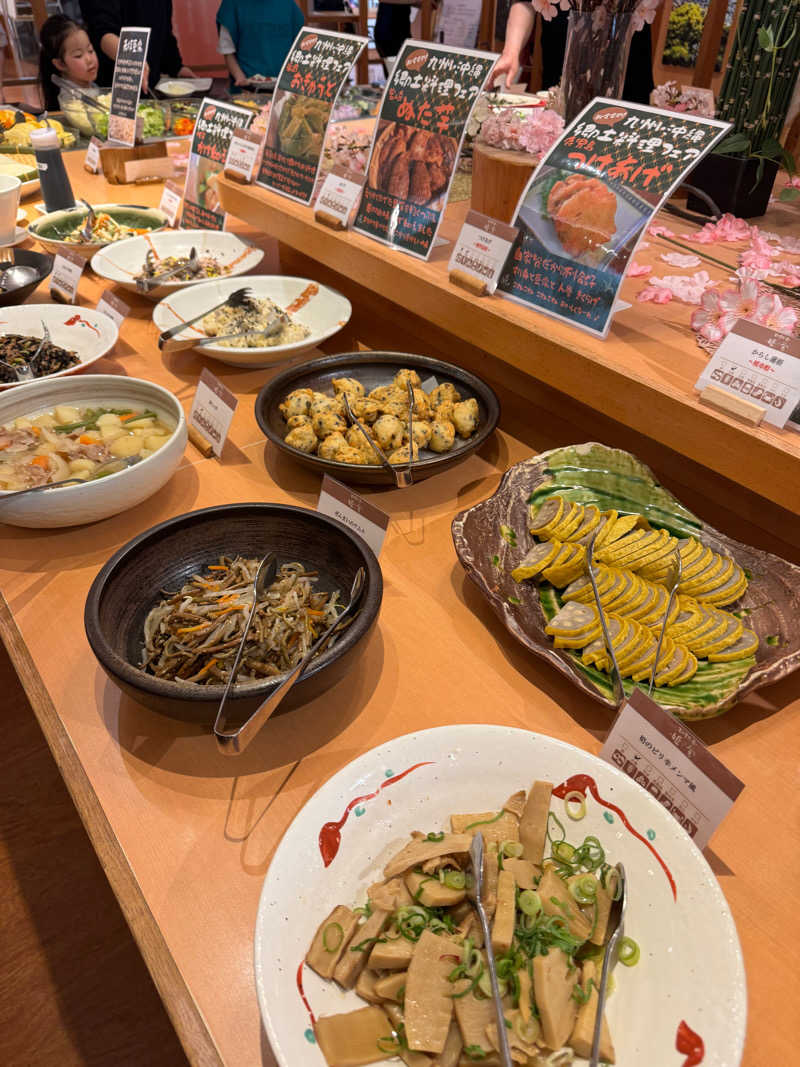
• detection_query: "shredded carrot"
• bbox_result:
[207,564,228,571]
[306,608,326,618]
[176,623,211,634]
[211,604,242,619]
[119,413,140,422]
[30,455,50,468]
[194,658,218,679]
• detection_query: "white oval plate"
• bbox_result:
[0,303,118,390]
[90,229,265,300]
[255,724,746,1067]
[151,275,352,368]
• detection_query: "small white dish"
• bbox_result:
[255,724,746,1067]
[0,303,119,390]
[0,374,187,528]
[156,77,213,97]
[90,229,265,300]
[151,275,352,368]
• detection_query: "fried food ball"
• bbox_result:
[346,424,377,458]
[285,424,318,453]
[312,409,347,437]
[369,384,405,406]
[373,413,405,451]
[388,442,420,464]
[411,388,432,421]
[331,376,365,398]
[279,388,313,419]
[393,368,422,389]
[286,414,314,431]
[429,382,461,408]
[429,419,455,453]
[309,395,339,418]
[434,400,455,423]
[452,397,479,438]
[404,420,432,448]
[349,397,381,424]
[380,398,410,421]
[318,432,348,460]
[336,446,368,465]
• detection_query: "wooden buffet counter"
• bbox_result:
[1,154,799,1067]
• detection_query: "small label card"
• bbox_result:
[224,127,263,184]
[188,368,238,458]
[108,27,150,146]
[159,180,183,227]
[600,688,744,851]
[448,209,518,295]
[96,290,130,328]
[695,319,800,429]
[50,248,86,303]
[317,474,389,557]
[314,165,365,230]
[85,136,103,174]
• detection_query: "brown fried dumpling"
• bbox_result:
[452,398,479,438]
[428,382,461,408]
[285,424,318,453]
[373,414,405,451]
[279,388,313,419]
[312,409,347,437]
[331,377,365,398]
[393,368,422,390]
[318,432,348,460]
[388,441,420,465]
[429,419,455,453]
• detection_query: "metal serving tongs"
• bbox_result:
[213,565,366,755]
[468,833,513,1067]
[0,454,143,504]
[77,199,97,243]
[586,527,624,706]
[648,545,682,697]
[158,286,254,352]
[341,394,412,489]
[137,246,200,293]
[51,75,110,114]
[589,863,627,1067]
[0,320,50,383]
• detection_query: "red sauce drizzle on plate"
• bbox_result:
[63,314,100,335]
[676,1019,704,1066]
[553,774,677,900]
[318,761,433,867]
[296,961,315,1024]
[286,283,318,314]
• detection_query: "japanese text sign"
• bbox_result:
[108,27,150,146]
[497,98,730,338]
[317,475,389,557]
[449,209,518,293]
[50,248,85,304]
[189,368,238,458]
[600,688,743,851]
[354,40,496,260]
[695,318,800,429]
[257,29,367,205]
[181,98,253,231]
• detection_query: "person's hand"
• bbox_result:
[178,66,196,78]
[142,60,150,92]
[492,51,520,91]
[234,73,249,87]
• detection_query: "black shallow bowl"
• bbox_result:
[0,249,54,307]
[255,351,501,485]
[84,503,383,722]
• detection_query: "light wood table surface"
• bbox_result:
[1,154,799,1067]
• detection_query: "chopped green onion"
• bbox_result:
[350,936,386,953]
[440,869,466,890]
[464,811,504,831]
[618,937,640,967]
[518,889,542,917]
[569,875,598,905]
[552,841,576,864]
[500,840,524,858]
[463,1046,488,1060]
[477,971,507,999]
[508,595,521,605]
[322,922,343,952]
[353,900,373,918]
[514,1013,539,1043]
[491,554,500,567]
[499,524,517,546]
[426,831,445,842]
[564,790,587,821]
[376,1034,402,1054]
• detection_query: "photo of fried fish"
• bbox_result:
[546,174,618,257]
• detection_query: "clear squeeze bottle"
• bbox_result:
[30,127,75,212]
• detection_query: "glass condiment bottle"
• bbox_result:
[30,126,75,212]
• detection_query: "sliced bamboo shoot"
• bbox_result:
[334,909,390,989]
[532,947,579,1052]
[538,866,592,941]
[518,780,553,865]
[404,929,456,1053]
[314,1005,395,1066]
[374,970,408,1002]
[491,869,516,955]
[368,938,414,971]
[405,870,467,908]
[569,959,616,1063]
[384,835,471,879]
[306,905,360,979]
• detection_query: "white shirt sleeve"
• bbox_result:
[217,25,236,55]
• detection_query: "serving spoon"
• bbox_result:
[0,454,143,503]
[589,863,627,1067]
[78,199,97,243]
[0,262,39,293]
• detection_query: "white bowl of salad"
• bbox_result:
[28,203,169,258]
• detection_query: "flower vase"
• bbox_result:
[560,11,635,125]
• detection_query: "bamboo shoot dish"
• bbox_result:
[0,404,175,490]
[141,558,347,684]
[306,779,636,1065]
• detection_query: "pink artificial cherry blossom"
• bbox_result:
[648,223,675,238]
[758,294,799,335]
[531,0,569,20]
[691,288,728,342]
[660,251,701,268]
[637,285,673,304]
[628,261,652,277]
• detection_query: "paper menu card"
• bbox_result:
[181,99,254,231]
[108,27,150,146]
[256,29,367,205]
[353,40,495,260]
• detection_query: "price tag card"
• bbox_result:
[85,136,103,174]
[50,248,86,304]
[317,474,389,558]
[108,27,150,146]
[96,290,130,328]
[224,127,263,184]
[600,688,744,851]
[448,209,518,294]
[188,368,238,458]
[314,165,365,229]
[159,180,183,227]
[695,318,800,428]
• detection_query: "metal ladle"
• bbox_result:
[0,263,39,292]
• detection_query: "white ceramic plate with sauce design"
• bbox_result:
[254,724,746,1067]
[0,303,118,390]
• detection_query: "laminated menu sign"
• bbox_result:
[108,27,150,146]
[497,98,730,338]
[354,40,495,260]
[181,99,254,230]
[256,29,367,205]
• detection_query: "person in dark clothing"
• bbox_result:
[373,0,413,60]
[78,0,195,90]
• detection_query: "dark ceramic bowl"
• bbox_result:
[255,351,500,485]
[0,249,53,307]
[84,503,383,722]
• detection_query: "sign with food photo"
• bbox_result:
[354,40,495,260]
[256,29,367,205]
[181,99,254,231]
[497,98,730,338]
